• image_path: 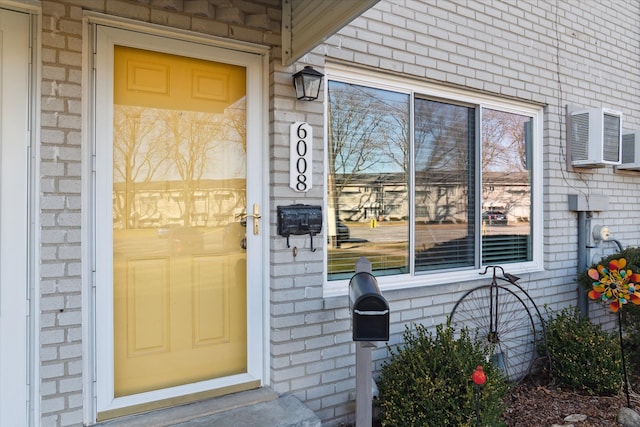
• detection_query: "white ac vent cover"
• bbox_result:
[618,130,640,170]
[570,108,622,167]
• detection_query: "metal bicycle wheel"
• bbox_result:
[449,284,537,382]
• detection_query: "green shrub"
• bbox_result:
[378,323,509,427]
[542,306,621,395]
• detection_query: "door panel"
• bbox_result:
[96,27,264,416]
[0,8,29,426]
[112,46,249,397]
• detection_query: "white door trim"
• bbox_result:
[89,23,268,419]
[0,5,39,426]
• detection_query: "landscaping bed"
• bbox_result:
[502,372,638,426]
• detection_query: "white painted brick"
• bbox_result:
[41,346,59,363]
[321,391,350,409]
[41,362,65,379]
[41,296,65,311]
[55,82,82,98]
[291,373,321,390]
[303,334,335,351]
[40,379,58,397]
[272,340,305,356]
[41,230,66,245]
[289,349,322,366]
[59,377,82,394]
[60,282,81,297]
[334,378,355,393]
[59,410,83,427]
[321,342,355,360]
[40,263,65,278]
[57,114,81,129]
[293,299,323,313]
[272,365,305,381]
[290,324,322,340]
[58,19,82,36]
[41,397,65,414]
[67,360,83,376]
[306,383,336,400]
[57,212,81,227]
[58,311,82,330]
[58,246,81,260]
[41,130,65,145]
[41,415,59,427]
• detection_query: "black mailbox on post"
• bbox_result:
[349,271,389,341]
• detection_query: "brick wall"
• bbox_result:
[272,1,640,424]
[38,1,283,425]
[34,0,640,426]
[40,2,84,425]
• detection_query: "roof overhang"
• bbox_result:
[282,0,380,66]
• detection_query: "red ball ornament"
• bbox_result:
[472,365,486,385]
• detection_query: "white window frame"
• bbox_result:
[323,63,543,297]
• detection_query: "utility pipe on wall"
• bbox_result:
[569,194,608,319]
[577,211,589,319]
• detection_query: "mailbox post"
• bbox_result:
[349,257,389,427]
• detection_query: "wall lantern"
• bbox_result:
[293,66,324,101]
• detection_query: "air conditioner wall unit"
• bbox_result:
[570,108,622,167]
[617,130,640,170]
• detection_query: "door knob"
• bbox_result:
[236,204,261,235]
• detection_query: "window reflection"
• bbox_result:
[481,109,532,264]
[327,81,410,279]
[326,78,534,281]
[113,102,247,233]
[414,99,475,271]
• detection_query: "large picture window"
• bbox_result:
[326,71,538,285]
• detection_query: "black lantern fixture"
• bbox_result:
[292,66,324,101]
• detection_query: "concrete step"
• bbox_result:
[172,395,321,427]
[97,388,320,427]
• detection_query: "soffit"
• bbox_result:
[282,0,380,66]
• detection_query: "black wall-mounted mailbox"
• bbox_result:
[349,271,389,341]
[277,204,322,250]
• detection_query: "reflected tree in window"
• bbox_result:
[414,99,473,224]
[113,106,168,229]
[327,81,409,276]
[162,110,226,227]
[414,99,475,270]
[481,109,532,264]
[326,79,537,280]
[113,100,247,230]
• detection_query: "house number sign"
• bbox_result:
[290,122,312,192]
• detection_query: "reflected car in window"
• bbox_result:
[482,211,508,225]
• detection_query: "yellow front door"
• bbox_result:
[112,46,249,397]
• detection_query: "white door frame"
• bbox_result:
[0,3,39,426]
[86,18,269,420]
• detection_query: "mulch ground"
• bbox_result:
[366,370,640,426]
[502,373,636,426]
